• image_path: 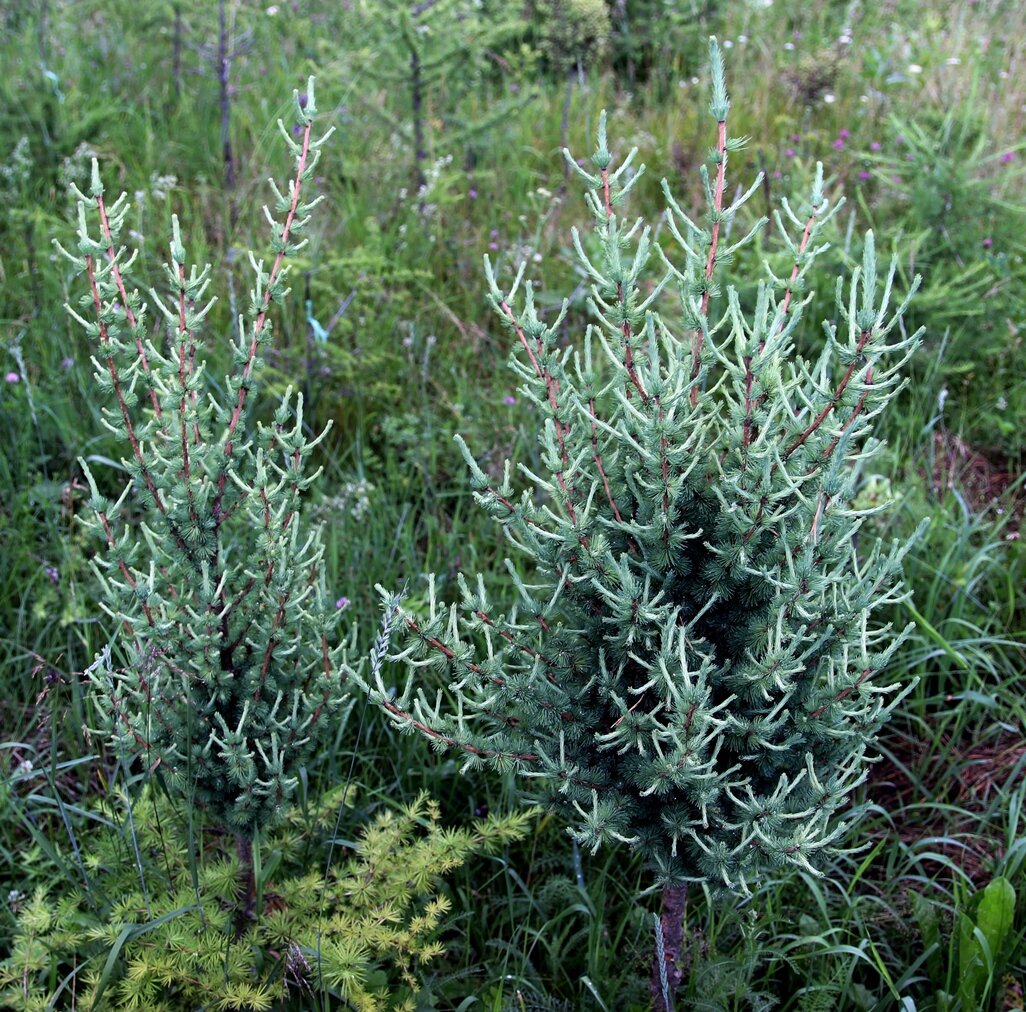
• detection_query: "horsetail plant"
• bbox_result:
[361,39,925,1009]
[54,79,353,920]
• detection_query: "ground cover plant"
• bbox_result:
[0,0,1024,1008]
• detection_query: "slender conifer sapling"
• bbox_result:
[57,80,352,920]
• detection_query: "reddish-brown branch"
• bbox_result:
[406,616,506,687]
[741,495,768,545]
[472,609,561,676]
[742,354,755,448]
[589,398,623,523]
[809,667,873,720]
[380,699,539,763]
[174,266,203,533]
[176,261,201,445]
[610,691,647,730]
[85,256,197,562]
[98,511,153,628]
[616,282,648,402]
[497,299,577,524]
[821,367,873,460]
[95,193,161,417]
[783,329,872,461]
[212,120,314,526]
[690,119,728,408]
[747,210,820,447]
[598,168,647,400]
[775,212,816,334]
[218,577,256,628]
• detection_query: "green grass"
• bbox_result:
[1,0,1024,1007]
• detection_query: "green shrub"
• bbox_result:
[359,38,924,1007]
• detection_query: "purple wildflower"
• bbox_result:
[870,141,882,152]
[839,128,850,139]
[335,596,350,610]
[982,237,993,248]
[503,395,516,405]
[1001,151,1015,164]
[785,148,796,158]
[858,170,871,181]
[833,139,845,150]
[5,372,19,383]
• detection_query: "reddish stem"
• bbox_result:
[809,667,873,720]
[783,329,873,461]
[589,398,622,523]
[498,299,577,524]
[690,119,728,408]
[746,210,819,447]
[212,120,314,526]
[95,193,161,417]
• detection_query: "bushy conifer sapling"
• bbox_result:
[360,39,925,1008]
[55,79,351,920]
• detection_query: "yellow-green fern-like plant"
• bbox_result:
[0,789,531,1010]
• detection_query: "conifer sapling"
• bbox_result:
[57,81,350,882]
[361,39,925,1005]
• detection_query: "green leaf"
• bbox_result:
[977,876,1016,954]
[958,876,1016,1009]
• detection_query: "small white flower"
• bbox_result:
[783,42,795,51]
[946,57,961,65]
[722,40,733,49]
[997,396,1008,411]
[266,4,279,13]
[823,93,836,104]
[908,63,923,74]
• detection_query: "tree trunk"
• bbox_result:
[410,45,427,198]
[218,0,235,191]
[172,2,183,101]
[650,882,688,1011]
[234,833,255,937]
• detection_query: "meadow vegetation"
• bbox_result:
[0,0,1024,1008]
